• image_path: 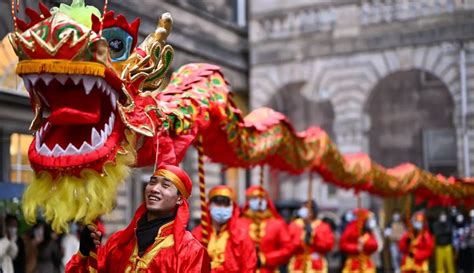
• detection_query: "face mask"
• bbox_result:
[456,214,464,223]
[413,221,423,230]
[7,227,17,237]
[210,205,233,224]
[470,210,474,218]
[249,198,267,211]
[298,207,309,219]
[345,212,355,222]
[392,213,400,222]
[440,214,447,223]
[366,219,377,230]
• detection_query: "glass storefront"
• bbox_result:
[10,133,33,184]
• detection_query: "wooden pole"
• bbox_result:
[196,135,210,246]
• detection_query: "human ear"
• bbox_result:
[176,196,184,206]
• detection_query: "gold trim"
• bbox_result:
[16,60,105,77]
[125,234,175,273]
[209,188,235,201]
[246,188,267,198]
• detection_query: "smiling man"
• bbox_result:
[66,164,210,272]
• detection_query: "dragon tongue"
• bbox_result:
[49,107,101,125]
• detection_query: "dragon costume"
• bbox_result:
[7,1,474,232]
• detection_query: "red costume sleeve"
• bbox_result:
[362,233,378,254]
[179,242,210,273]
[262,219,294,267]
[313,222,334,254]
[288,221,303,252]
[340,223,359,255]
[239,230,258,273]
[413,231,434,263]
[398,232,410,254]
[191,224,203,242]
[66,243,109,273]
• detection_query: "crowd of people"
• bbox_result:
[1,165,474,272]
[0,215,82,273]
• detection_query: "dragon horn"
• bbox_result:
[155,12,172,42]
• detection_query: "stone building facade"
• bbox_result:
[249,0,474,216]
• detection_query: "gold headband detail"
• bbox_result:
[154,169,190,199]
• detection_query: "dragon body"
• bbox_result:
[8,2,474,231]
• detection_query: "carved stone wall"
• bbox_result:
[250,0,474,214]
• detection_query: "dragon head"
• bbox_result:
[10,0,174,231]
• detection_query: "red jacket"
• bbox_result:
[399,229,434,272]
[192,224,256,273]
[340,221,378,273]
[288,218,334,272]
[66,206,210,273]
[239,212,294,273]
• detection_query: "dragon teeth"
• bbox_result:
[83,76,95,95]
[55,74,69,85]
[38,144,53,156]
[64,143,80,155]
[91,128,101,147]
[24,74,40,86]
[41,74,54,85]
[110,91,117,110]
[79,141,94,154]
[71,75,82,85]
[51,144,66,157]
[23,77,33,92]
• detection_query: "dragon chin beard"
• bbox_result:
[22,130,137,232]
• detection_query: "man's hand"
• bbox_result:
[79,225,102,256]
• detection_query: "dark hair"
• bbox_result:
[5,214,18,225]
[300,200,318,216]
[210,196,231,206]
[0,217,4,238]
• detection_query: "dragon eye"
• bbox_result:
[109,38,124,51]
[102,27,134,62]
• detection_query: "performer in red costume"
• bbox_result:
[66,165,210,273]
[399,211,434,273]
[239,185,294,273]
[288,200,334,273]
[192,185,257,273]
[340,208,378,273]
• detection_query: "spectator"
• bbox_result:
[433,211,455,273]
[340,209,378,273]
[453,212,469,273]
[399,211,434,273]
[5,214,25,273]
[465,209,474,272]
[32,222,62,273]
[384,211,406,273]
[0,216,18,273]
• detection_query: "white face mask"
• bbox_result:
[7,227,18,237]
[392,213,400,222]
[440,214,447,223]
[413,221,423,230]
[249,198,267,211]
[456,214,464,223]
[210,204,233,224]
[297,207,309,219]
[345,212,355,222]
[366,219,377,230]
[470,210,474,218]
